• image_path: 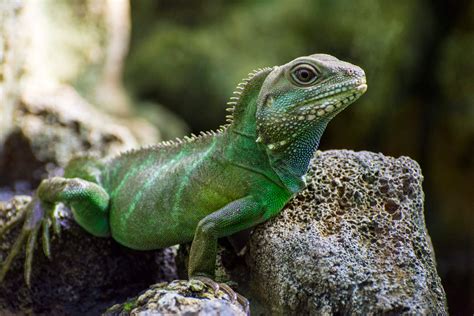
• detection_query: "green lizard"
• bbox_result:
[0,54,366,298]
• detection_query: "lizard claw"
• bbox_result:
[191,276,249,314]
[218,282,237,302]
[191,275,220,295]
[219,282,251,314]
[0,196,58,286]
[236,292,250,315]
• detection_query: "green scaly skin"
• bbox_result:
[0,54,366,291]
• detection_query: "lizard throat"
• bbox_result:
[263,121,328,193]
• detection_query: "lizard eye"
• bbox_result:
[290,64,318,86]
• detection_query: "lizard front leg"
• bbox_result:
[188,196,264,278]
[188,196,263,312]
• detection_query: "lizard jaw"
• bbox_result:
[356,83,368,93]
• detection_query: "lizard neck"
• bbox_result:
[224,68,292,190]
[264,121,328,193]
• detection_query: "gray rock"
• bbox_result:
[246,150,447,315]
[105,279,247,316]
[0,86,143,188]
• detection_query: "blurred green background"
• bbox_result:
[124,0,473,314]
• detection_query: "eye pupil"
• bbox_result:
[291,65,318,85]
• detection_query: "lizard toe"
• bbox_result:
[190,276,249,314]
[191,275,220,295]
[0,228,28,283]
[218,282,237,302]
[0,197,56,286]
[236,292,250,315]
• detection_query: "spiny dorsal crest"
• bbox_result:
[224,66,274,124]
[113,66,274,159]
[112,128,223,160]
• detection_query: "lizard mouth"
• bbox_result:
[356,83,368,93]
[293,79,367,118]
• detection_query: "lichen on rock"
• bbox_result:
[246,150,447,315]
[105,279,247,316]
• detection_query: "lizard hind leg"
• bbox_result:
[0,176,110,286]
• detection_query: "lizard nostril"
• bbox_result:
[344,67,365,78]
[346,69,358,77]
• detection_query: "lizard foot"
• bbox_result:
[0,196,59,287]
[191,275,250,314]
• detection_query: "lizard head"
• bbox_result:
[255,53,367,151]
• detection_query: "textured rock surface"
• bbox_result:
[105,279,246,316]
[246,150,447,315]
[0,86,141,187]
[0,196,178,315]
